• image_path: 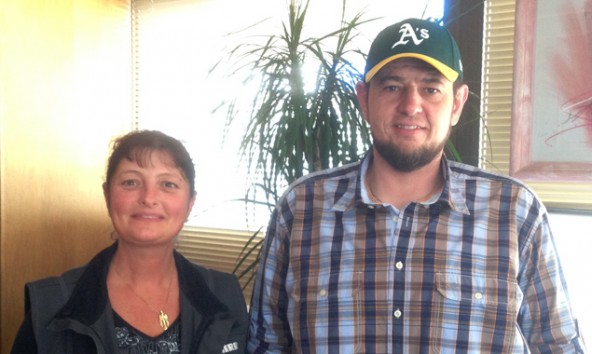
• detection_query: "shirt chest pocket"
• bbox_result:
[434,272,521,334]
[291,270,363,305]
[289,271,365,352]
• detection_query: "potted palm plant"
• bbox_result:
[214,0,374,202]
[212,0,375,289]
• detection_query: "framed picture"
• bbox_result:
[511,0,592,210]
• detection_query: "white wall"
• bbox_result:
[549,212,592,344]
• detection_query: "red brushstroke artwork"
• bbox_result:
[550,0,592,146]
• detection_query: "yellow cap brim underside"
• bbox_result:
[365,53,459,83]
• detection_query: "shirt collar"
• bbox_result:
[359,151,375,205]
[440,158,470,215]
[350,150,470,215]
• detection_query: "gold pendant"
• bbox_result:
[159,310,169,330]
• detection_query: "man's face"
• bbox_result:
[357,58,468,172]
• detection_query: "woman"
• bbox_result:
[11,130,248,353]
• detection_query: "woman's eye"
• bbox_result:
[121,179,138,187]
[163,181,179,189]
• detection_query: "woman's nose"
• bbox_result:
[140,185,158,206]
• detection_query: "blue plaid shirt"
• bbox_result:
[247,152,586,353]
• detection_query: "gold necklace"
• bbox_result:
[113,264,175,330]
[365,175,383,204]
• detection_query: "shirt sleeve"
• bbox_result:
[247,200,294,354]
[516,197,587,353]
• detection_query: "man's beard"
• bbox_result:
[372,132,449,172]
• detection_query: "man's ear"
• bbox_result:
[451,83,469,126]
[356,81,370,123]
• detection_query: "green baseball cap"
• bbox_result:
[364,18,463,83]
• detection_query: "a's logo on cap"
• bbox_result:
[392,23,430,48]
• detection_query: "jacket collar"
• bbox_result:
[52,242,230,325]
[174,249,229,316]
[52,243,115,325]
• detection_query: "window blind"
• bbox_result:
[176,226,264,303]
[480,0,516,174]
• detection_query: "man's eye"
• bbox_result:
[425,88,440,94]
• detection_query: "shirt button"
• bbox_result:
[319,289,328,297]
[393,308,402,319]
[392,215,398,223]
[395,261,404,271]
[474,292,483,300]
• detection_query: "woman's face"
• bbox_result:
[104,150,195,247]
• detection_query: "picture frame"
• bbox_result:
[511,0,592,210]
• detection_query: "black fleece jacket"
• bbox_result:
[11,242,248,354]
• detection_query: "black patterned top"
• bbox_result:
[114,312,180,354]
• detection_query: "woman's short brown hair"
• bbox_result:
[105,130,196,196]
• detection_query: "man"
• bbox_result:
[247,18,586,353]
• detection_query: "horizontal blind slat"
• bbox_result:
[480,0,516,173]
[177,226,264,302]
